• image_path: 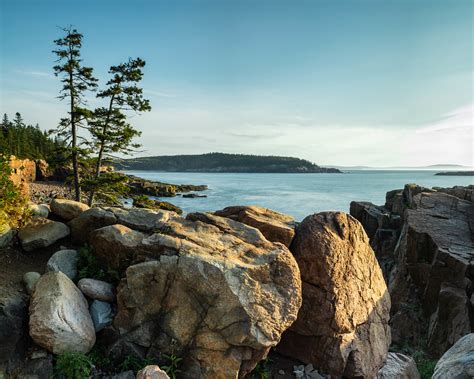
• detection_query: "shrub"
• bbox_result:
[247,358,271,379]
[162,353,183,379]
[54,352,93,378]
[132,195,183,214]
[77,245,120,284]
[0,155,30,228]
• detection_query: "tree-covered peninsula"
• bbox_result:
[114,152,341,173]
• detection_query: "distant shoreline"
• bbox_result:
[435,171,474,176]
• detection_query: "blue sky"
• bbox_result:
[1,0,472,166]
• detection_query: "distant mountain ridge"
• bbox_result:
[113,153,341,173]
[327,164,473,170]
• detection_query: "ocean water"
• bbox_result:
[124,170,473,221]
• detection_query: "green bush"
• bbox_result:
[54,352,93,379]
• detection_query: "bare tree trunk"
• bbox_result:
[69,68,80,202]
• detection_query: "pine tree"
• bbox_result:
[86,58,151,206]
[53,27,98,201]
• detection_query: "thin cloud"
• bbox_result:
[143,89,176,98]
[14,69,52,78]
[416,103,473,133]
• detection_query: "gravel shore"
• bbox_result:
[29,181,76,204]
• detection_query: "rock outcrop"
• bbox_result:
[214,205,296,247]
[18,219,70,252]
[432,333,474,379]
[69,207,117,244]
[9,156,36,196]
[50,198,90,221]
[278,212,391,378]
[376,352,420,379]
[109,211,302,378]
[351,184,474,358]
[89,224,146,272]
[29,272,96,354]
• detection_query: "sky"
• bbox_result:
[0,0,472,167]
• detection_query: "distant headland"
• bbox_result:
[113,153,341,173]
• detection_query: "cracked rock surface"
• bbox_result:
[110,211,302,378]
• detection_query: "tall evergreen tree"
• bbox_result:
[86,58,151,206]
[53,27,98,201]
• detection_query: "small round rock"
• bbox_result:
[77,278,116,302]
[23,272,41,294]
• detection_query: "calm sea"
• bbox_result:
[124,170,473,221]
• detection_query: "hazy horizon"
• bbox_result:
[1,0,472,167]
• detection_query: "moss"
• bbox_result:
[133,195,183,214]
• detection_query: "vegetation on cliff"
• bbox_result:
[114,152,341,173]
[0,155,30,228]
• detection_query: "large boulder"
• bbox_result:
[69,207,117,244]
[29,272,96,354]
[432,333,474,379]
[18,219,70,252]
[113,212,302,378]
[278,212,391,378]
[376,352,420,379]
[89,224,146,272]
[50,198,89,221]
[214,205,296,247]
[28,202,50,218]
[107,207,174,232]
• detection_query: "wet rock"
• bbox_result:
[45,249,79,280]
[214,205,296,247]
[50,198,89,221]
[432,333,474,379]
[18,219,70,252]
[278,212,391,378]
[78,278,115,302]
[29,272,96,354]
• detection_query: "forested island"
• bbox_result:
[114,152,341,173]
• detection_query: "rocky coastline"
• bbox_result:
[1,177,473,378]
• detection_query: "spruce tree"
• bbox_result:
[86,58,151,206]
[53,27,98,201]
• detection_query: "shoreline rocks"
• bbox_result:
[18,219,70,252]
[278,212,391,378]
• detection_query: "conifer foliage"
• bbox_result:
[53,27,98,201]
